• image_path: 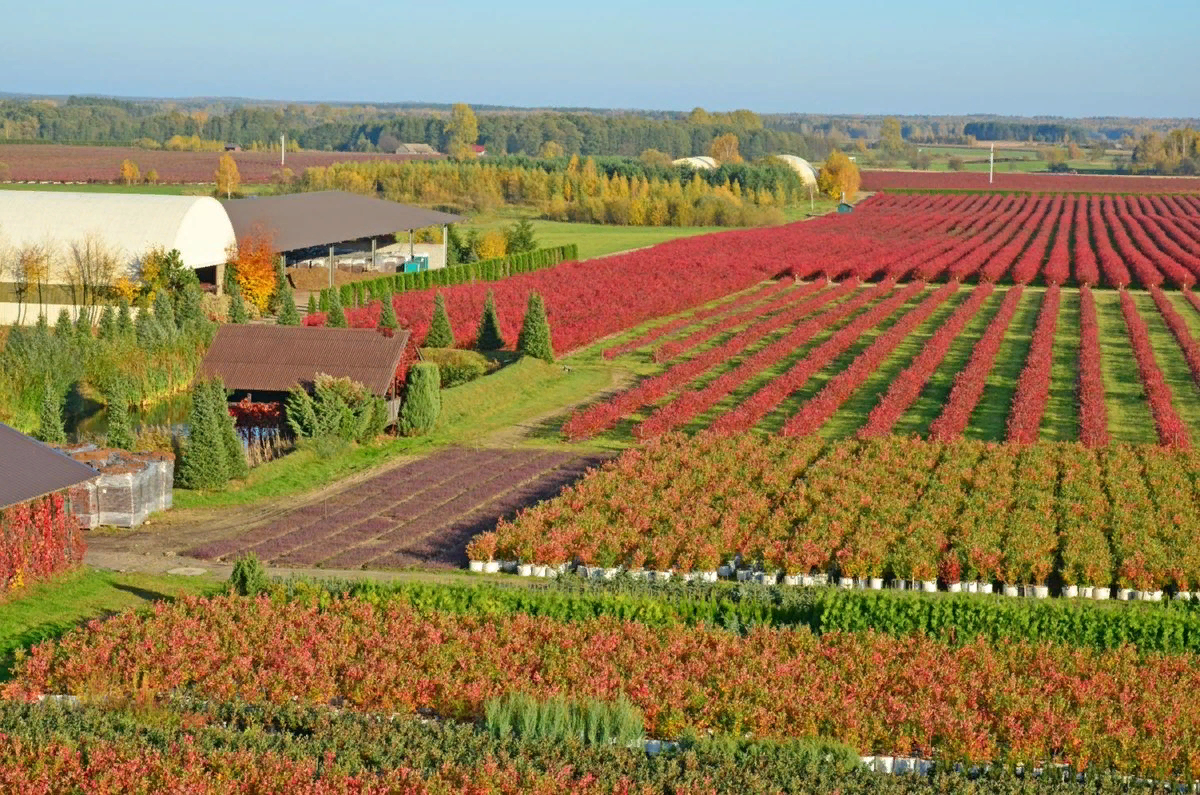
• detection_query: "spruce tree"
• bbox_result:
[307,293,318,315]
[228,283,249,324]
[36,382,66,445]
[517,292,554,363]
[54,309,73,339]
[104,381,135,451]
[326,293,347,328]
[116,299,134,338]
[475,290,505,351]
[211,380,249,480]
[268,257,287,314]
[97,304,117,340]
[425,293,454,347]
[135,308,161,348]
[153,289,177,335]
[177,283,205,332]
[378,292,398,331]
[175,380,229,490]
[74,310,92,340]
[277,283,301,326]
[398,362,440,436]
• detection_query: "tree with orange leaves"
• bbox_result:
[227,225,276,312]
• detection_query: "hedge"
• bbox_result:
[318,244,578,310]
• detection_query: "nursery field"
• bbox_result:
[861,170,1200,193]
[185,447,606,568]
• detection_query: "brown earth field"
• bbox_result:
[0,144,437,183]
[184,447,608,569]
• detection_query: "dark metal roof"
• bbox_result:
[220,191,463,253]
[0,423,98,510]
[199,325,412,397]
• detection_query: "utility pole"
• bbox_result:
[281,133,286,167]
[989,143,995,184]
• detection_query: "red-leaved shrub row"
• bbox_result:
[1149,286,1200,394]
[858,285,996,438]
[561,281,858,440]
[860,169,1200,193]
[1005,286,1062,444]
[927,287,1025,441]
[1120,290,1191,448]
[1077,286,1109,447]
[15,591,1200,774]
[780,283,960,437]
[0,493,85,593]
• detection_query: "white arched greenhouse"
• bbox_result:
[773,155,820,186]
[671,156,719,170]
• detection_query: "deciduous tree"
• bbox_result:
[215,153,240,199]
[817,150,861,202]
[446,103,479,161]
[119,159,140,185]
[228,226,276,312]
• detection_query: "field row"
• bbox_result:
[11,592,1200,776]
[861,169,1200,194]
[481,434,1200,594]
[575,280,1200,446]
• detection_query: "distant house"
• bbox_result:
[472,144,487,157]
[224,143,242,152]
[392,143,440,156]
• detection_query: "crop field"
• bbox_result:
[861,169,1200,193]
[0,143,435,183]
[186,447,605,568]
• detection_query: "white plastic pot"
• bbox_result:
[1079,585,1093,599]
[655,570,672,581]
[544,567,558,579]
[699,570,718,583]
[517,563,534,577]
[948,581,962,593]
[1093,586,1110,600]
[1003,584,1020,598]
[875,755,895,774]
[1033,585,1049,599]
[782,574,801,586]
[1145,590,1164,602]
[532,565,548,578]
[965,581,978,594]
[839,576,854,589]
[980,582,993,594]
[603,567,620,580]
[1118,588,1134,601]
[1062,584,1078,598]
[922,580,937,593]
[468,560,485,573]
[801,574,815,587]
[482,560,500,574]
[869,577,884,590]
[1178,591,1192,601]
[894,757,916,774]
[681,571,696,583]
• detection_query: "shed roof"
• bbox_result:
[0,423,99,510]
[199,324,412,397]
[220,192,463,253]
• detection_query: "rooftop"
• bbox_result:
[0,423,99,510]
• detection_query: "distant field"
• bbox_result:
[0,144,437,184]
[862,170,1200,193]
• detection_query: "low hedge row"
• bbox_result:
[274,574,1200,654]
[319,244,578,309]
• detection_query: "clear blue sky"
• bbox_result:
[5,0,1198,117]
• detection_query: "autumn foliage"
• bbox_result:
[228,225,277,312]
[0,492,86,595]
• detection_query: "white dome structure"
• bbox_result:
[0,192,236,284]
[672,156,719,170]
[773,155,819,186]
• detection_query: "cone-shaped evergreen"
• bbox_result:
[378,293,398,330]
[307,293,318,315]
[211,380,249,480]
[116,299,134,338]
[74,311,92,340]
[326,293,347,328]
[269,257,287,314]
[228,283,249,324]
[175,380,230,490]
[475,290,505,351]
[97,304,117,340]
[177,283,205,332]
[517,292,554,363]
[277,283,301,326]
[153,290,177,335]
[398,362,440,436]
[425,293,454,347]
[135,309,161,347]
[104,381,135,451]
[54,309,73,339]
[36,383,66,445]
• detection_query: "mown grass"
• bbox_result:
[965,288,1042,441]
[1042,288,1081,442]
[1130,291,1200,440]
[1090,289,1157,444]
[0,568,221,680]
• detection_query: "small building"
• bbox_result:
[672,156,718,170]
[773,154,819,187]
[472,144,487,157]
[0,423,99,517]
[199,324,414,424]
[393,143,440,156]
[837,202,855,214]
[58,446,175,528]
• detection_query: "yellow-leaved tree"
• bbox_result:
[476,229,507,260]
[538,140,565,158]
[817,150,861,202]
[708,133,743,164]
[229,225,276,312]
[446,103,479,161]
[119,159,140,185]
[215,153,241,199]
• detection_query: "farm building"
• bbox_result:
[672,156,718,170]
[773,155,819,186]
[0,422,100,515]
[199,324,414,424]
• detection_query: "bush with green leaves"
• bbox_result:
[475,290,505,350]
[424,293,454,347]
[517,291,553,362]
[285,374,386,444]
[397,362,440,436]
[485,692,643,746]
[229,554,271,596]
[418,347,493,388]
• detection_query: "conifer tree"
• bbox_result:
[517,291,554,363]
[378,292,398,330]
[153,289,177,335]
[36,382,66,445]
[475,290,505,351]
[74,310,92,340]
[135,308,161,347]
[211,380,249,480]
[116,299,134,338]
[398,362,440,436]
[177,282,205,331]
[228,282,249,324]
[104,381,135,451]
[307,293,318,315]
[97,304,117,340]
[326,293,347,328]
[277,283,301,326]
[268,257,287,315]
[175,380,229,490]
[425,293,454,347]
[54,309,73,339]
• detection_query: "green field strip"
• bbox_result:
[892,287,1006,437]
[817,288,969,439]
[965,287,1043,441]
[1041,288,1082,442]
[1171,290,1200,338]
[1131,291,1200,440]
[1090,289,1157,444]
[757,288,933,436]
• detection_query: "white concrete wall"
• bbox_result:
[0,301,142,326]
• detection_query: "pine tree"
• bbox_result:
[398,362,440,436]
[177,282,205,331]
[153,289,177,335]
[378,292,398,330]
[425,293,454,347]
[517,292,554,363]
[74,311,92,340]
[97,304,117,340]
[229,282,249,324]
[326,293,347,328]
[36,382,66,445]
[54,309,73,339]
[116,299,134,338]
[175,380,229,490]
[307,293,318,315]
[277,283,301,326]
[475,290,505,351]
[135,308,162,348]
[268,257,287,315]
[104,381,135,451]
[210,380,249,480]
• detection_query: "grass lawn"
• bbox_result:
[0,568,221,680]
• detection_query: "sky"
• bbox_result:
[4,0,1198,118]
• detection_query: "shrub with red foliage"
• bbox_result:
[1006,286,1061,444]
[861,169,1200,193]
[1077,286,1109,447]
[1120,290,1190,448]
[227,397,282,428]
[0,493,86,594]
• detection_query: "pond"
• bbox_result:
[67,391,193,440]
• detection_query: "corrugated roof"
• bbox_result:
[220,191,463,253]
[199,325,412,397]
[0,423,99,510]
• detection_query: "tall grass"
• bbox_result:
[484,692,645,746]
